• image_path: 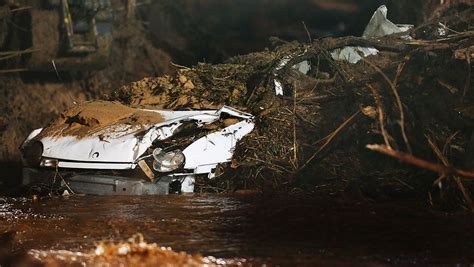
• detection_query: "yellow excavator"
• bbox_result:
[0,0,112,72]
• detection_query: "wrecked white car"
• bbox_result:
[20,101,254,195]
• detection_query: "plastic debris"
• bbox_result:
[292,60,311,75]
[331,47,379,64]
[331,5,414,64]
[362,5,413,38]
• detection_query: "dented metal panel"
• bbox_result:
[183,120,255,174]
[23,105,255,176]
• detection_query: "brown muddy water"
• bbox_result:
[1,194,474,266]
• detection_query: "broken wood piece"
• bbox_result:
[454,45,474,60]
[138,160,155,182]
[366,144,474,179]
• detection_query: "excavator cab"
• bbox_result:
[62,0,112,55]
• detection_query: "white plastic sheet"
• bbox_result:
[331,5,413,64]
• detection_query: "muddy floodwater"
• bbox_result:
[1,194,474,266]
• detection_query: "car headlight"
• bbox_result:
[152,148,185,173]
[22,141,43,167]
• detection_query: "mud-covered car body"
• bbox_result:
[20,101,254,195]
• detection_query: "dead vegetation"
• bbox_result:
[111,6,474,208]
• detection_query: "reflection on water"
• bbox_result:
[1,194,474,265]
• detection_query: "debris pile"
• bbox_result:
[112,5,474,207]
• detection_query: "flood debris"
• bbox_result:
[15,4,474,208]
[330,5,413,64]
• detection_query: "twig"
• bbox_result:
[442,131,459,156]
[248,157,292,174]
[426,134,473,210]
[366,144,474,179]
[394,178,415,190]
[426,135,448,165]
[299,110,360,171]
[367,84,392,149]
[320,35,408,52]
[302,21,312,44]
[363,58,412,153]
[427,135,450,186]
[0,68,29,73]
[436,79,459,94]
[0,47,38,61]
[454,177,474,211]
[52,60,63,82]
[295,112,318,128]
[10,6,33,12]
[312,42,350,82]
[323,32,470,53]
[438,22,461,35]
[310,55,321,93]
[292,82,298,170]
[55,166,75,195]
[462,46,471,98]
[170,62,191,70]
